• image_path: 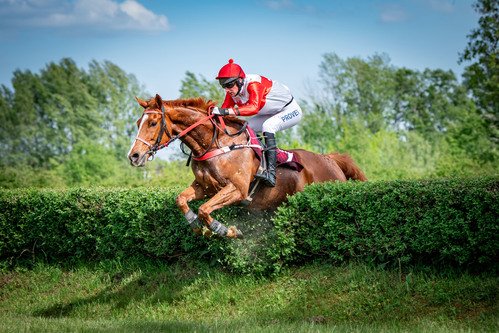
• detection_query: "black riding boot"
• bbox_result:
[255,132,277,187]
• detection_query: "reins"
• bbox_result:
[134,102,251,161]
[150,104,217,156]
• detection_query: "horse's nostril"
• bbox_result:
[129,152,140,162]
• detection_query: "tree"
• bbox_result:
[179,71,225,103]
[297,102,338,153]
[459,0,498,145]
[0,58,148,171]
[7,69,55,167]
[317,53,395,134]
[302,52,496,179]
[395,69,471,137]
[87,60,146,159]
[39,58,103,161]
[0,60,105,168]
[0,86,15,163]
[60,139,138,186]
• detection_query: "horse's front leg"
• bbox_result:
[176,182,207,234]
[198,183,245,239]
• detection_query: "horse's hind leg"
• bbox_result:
[176,182,207,234]
[198,183,245,238]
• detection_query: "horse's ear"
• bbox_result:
[136,97,148,108]
[208,100,218,108]
[154,94,163,109]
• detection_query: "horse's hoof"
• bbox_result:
[227,226,244,239]
[192,227,203,236]
[202,227,213,237]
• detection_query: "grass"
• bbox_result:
[0,260,497,332]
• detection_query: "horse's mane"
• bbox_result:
[162,97,246,126]
[164,97,214,113]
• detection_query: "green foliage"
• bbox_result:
[0,155,193,189]
[335,123,434,180]
[2,52,497,188]
[315,52,478,139]
[1,179,497,276]
[87,60,146,159]
[0,187,209,266]
[60,140,126,186]
[0,58,149,187]
[302,52,497,179]
[297,102,338,154]
[271,178,498,272]
[317,52,394,134]
[459,0,498,145]
[179,71,225,103]
[0,57,202,189]
[142,160,195,188]
[6,59,103,168]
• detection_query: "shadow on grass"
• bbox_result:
[32,260,209,319]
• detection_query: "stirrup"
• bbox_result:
[253,153,267,181]
[254,169,268,181]
[254,169,276,187]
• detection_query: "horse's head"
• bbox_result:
[128,95,241,167]
[128,94,171,167]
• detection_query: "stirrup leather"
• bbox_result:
[254,132,277,187]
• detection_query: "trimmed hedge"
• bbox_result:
[271,177,498,272]
[0,178,497,273]
[0,187,211,265]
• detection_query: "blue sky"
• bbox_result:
[0,0,479,101]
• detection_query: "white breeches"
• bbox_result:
[248,99,302,134]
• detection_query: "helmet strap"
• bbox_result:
[235,78,243,96]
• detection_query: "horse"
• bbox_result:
[128,94,367,238]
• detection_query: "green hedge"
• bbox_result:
[271,177,498,272]
[1,178,497,274]
[0,187,212,265]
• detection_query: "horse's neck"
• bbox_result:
[173,110,245,156]
[182,126,213,155]
[171,108,214,155]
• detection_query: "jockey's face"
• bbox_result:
[225,83,239,97]
[223,78,242,97]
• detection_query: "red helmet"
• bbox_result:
[216,59,246,80]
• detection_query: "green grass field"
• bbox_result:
[0,261,497,332]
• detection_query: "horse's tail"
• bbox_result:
[327,153,368,181]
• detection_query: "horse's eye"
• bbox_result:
[150,121,157,127]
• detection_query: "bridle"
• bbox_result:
[133,104,170,158]
[133,103,218,160]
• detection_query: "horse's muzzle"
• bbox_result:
[128,151,147,167]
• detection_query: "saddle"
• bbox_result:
[247,126,303,172]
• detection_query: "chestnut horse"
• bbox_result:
[128,94,367,238]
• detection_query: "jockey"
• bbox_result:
[212,59,303,187]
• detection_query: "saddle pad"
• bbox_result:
[247,127,303,172]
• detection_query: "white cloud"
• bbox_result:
[380,4,408,23]
[265,0,294,11]
[427,0,454,13]
[0,0,169,32]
